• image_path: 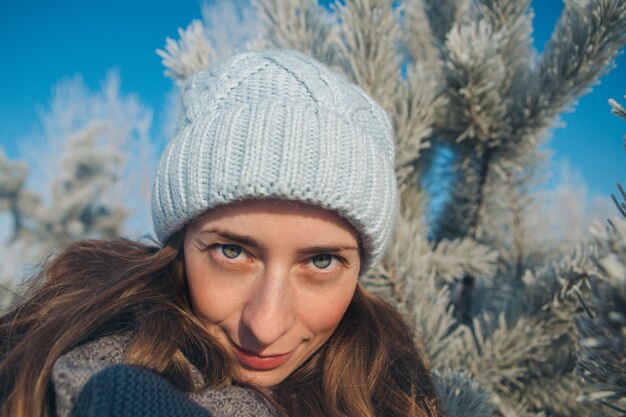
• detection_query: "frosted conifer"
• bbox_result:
[246,0,626,414]
[572,92,626,416]
[0,73,153,279]
[158,20,215,84]
[0,0,624,415]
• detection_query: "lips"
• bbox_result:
[231,342,294,370]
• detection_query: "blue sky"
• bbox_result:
[1,0,624,200]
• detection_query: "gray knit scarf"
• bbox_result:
[51,332,280,417]
[52,332,486,417]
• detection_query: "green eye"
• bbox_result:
[221,245,242,259]
[312,254,333,269]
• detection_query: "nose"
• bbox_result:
[240,264,295,348]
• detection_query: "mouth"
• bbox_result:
[230,341,294,371]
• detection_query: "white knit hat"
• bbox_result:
[151,49,397,272]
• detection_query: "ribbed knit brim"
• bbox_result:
[151,50,397,273]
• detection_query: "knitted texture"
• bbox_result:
[70,365,214,417]
[53,332,483,417]
[52,333,280,417]
[151,49,397,271]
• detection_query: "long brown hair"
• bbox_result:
[0,236,442,417]
[274,286,441,416]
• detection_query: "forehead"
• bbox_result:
[187,199,358,240]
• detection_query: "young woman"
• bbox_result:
[0,49,443,417]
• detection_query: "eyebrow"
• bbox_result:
[197,228,359,254]
[298,246,359,255]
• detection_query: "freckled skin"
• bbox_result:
[183,200,361,387]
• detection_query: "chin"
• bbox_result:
[233,368,289,388]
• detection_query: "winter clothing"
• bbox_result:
[52,333,280,417]
[70,365,215,417]
[151,49,397,272]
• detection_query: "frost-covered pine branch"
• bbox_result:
[574,93,626,415]
[428,238,499,283]
[575,219,626,415]
[158,1,267,84]
[512,373,600,416]
[612,184,626,218]
[463,314,556,393]
[609,91,626,152]
[433,370,495,417]
[157,20,215,83]
[402,0,441,70]
[0,73,154,282]
[364,193,498,308]
[393,63,443,187]
[3,122,127,261]
[0,149,37,242]
[523,0,626,138]
[253,0,338,64]
[334,0,401,113]
[443,19,511,147]
[435,0,625,249]
[609,94,626,120]
[419,0,469,47]
[201,0,262,60]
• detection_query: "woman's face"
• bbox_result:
[183,199,360,387]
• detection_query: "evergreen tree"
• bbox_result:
[156,0,626,414]
[1,0,624,415]
[0,73,153,282]
[573,94,626,415]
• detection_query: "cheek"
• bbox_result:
[300,280,357,334]
[185,257,248,324]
